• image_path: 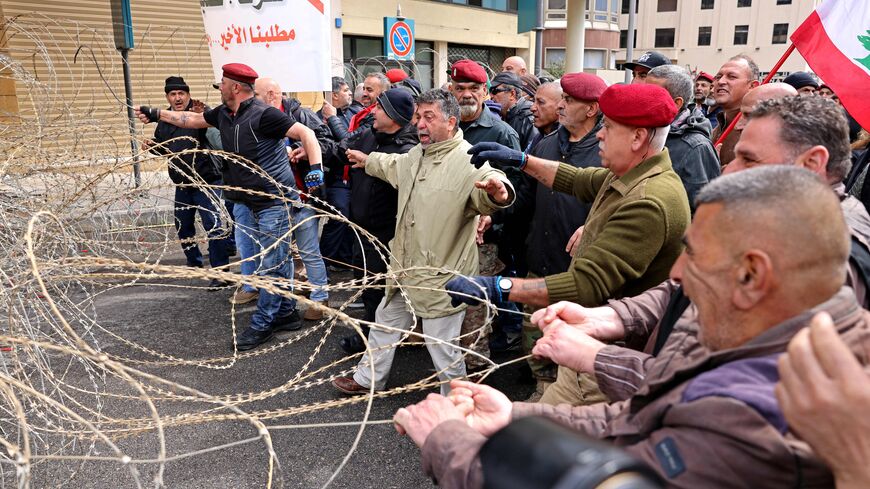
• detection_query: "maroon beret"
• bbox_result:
[696,71,715,83]
[560,72,607,102]
[222,63,258,85]
[386,68,409,83]
[450,59,487,84]
[598,83,677,128]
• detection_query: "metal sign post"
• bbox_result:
[111,0,141,187]
[383,17,415,61]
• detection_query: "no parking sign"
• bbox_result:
[383,17,415,61]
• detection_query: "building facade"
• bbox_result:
[542,0,621,75]
[616,0,817,78]
[0,0,534,160]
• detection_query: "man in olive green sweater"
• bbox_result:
[449,83,690,405]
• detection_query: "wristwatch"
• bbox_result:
[498,277,513,297]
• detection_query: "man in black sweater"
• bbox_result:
[330,88,419,353]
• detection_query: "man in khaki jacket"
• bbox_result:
[332,89,515,396]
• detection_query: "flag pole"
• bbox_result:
[715,43,797,146]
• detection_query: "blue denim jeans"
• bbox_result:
[319,185,353,267]
[249,204,296,331]
[174,186,229,268]
[292,205,328,302]
[232,202,259,294]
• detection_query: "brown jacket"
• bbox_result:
[595,186,870,402]
[421,287,870,488]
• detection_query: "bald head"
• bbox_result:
[502,56,528,76]
[735,83,797,130]
[254,77,283,109]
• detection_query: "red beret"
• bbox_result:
[385,68,409,83]
[598,83,677,128]
[450,59,487,84]
[696,71,715,83]
[222,63,258,85]
[560,72,607,101]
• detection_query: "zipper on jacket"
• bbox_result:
[234,124,240,152]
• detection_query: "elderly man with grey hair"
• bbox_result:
[394,165,870,489]
[646,64,720,212]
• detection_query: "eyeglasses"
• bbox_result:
[489,86,512,95]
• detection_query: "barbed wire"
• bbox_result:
[0,14,529,488]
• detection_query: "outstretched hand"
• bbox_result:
[475,177,510,204]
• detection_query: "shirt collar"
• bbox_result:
[607,149,672,196]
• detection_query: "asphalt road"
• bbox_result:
[41,252,534,488]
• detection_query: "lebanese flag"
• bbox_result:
[791,0,870,130]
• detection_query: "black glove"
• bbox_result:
[445,275,502,307]
[468,142,526,169]
[139,106,161,123]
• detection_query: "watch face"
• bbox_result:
[498,277,512,291]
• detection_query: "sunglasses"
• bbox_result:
[489,86,512,95]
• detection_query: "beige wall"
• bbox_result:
[617,0,818,76]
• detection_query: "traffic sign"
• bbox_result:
[384,17,415,61]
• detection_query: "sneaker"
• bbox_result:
[271,309,303,332]
[230,289,259,305]
[303,300,328,320]
[331,376,371,395]
[235,327,273,351]
[208,278,233,290]
[489,334,522,353]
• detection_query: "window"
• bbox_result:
[545,48,566,70]
[698,26,712,46]
[655,28,675,48]
[546,0,567,18]
[656,0,677,12]
[701,0,714,8]
[776,0,791,4]
[657,0,677,11]
[733,24,749,45]
[621,0,638,14]
[595,0,608,10]
[737,0,750,6]
[433,0,517,12]
[584,49,606,69]
[772,23,789,44]
[620,29,637,49]
[344,37,435,90]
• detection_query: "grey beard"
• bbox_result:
[459,103,478,119]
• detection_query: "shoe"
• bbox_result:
[489,334,521,353]
[227,247,237,257]
[208,278,232,290]
[347,301,365,309]
[187,262,204,269]
[303,300,329,320]
[331,376,371,395]
[339,334,366,354]
[271,309,303,332]
[327,264,349,273]
[235,327,273,351]
[230,289,259,305]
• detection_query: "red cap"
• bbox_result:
[385,68,409,83]
[560,72,607,102]
[450,59,487,84]
[221,63,258,85]
[695,71,715,83]
[598,83,677,128]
